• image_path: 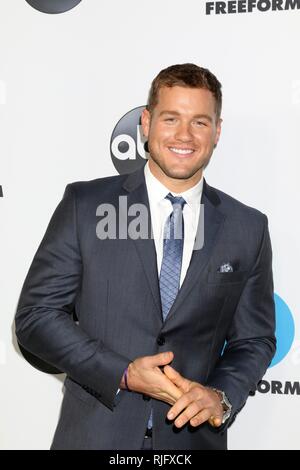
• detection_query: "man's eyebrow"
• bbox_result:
[193,114,213,122]
[159,110,213,122]
[158,110,180,117]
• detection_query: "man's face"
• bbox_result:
[142,86,222,190]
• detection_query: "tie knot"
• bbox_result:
[166,193,186,210]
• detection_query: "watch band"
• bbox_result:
[210,388,232,424]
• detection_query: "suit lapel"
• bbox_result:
[122,168,162,320]
[164,181,226,323]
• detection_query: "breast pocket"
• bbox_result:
[207,270,247,285]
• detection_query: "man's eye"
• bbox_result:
[165,117,176,122]
[195,121,206,126]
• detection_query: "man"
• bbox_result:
[15,63,276,450]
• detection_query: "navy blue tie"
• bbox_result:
[159,194,186,321]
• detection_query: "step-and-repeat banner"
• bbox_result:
[0,0,299,450]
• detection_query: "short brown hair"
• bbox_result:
[147,63,222,119]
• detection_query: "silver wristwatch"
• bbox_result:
[211,388,232,424]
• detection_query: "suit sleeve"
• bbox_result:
[15,184,131,410]
[206,214,276,428]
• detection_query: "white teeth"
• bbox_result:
[169,147,194,155]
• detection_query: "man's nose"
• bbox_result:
[174,123,193,142]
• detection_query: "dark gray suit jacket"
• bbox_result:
[15,167,276,450]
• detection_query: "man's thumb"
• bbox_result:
[151,351,174,367]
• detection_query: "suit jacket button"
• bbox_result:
[157,334,165,346]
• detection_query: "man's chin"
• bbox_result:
[149,155,208,182]
[163,169,201,181]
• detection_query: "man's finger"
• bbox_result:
[167,392,193,420]
[164,365,188,390]
[173,401,202,428]
[146,351,174,368]
[159,383,183,403]
[207,415,222,428]
[190,410,212,427]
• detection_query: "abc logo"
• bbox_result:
[110,106,149,175]
[25,0,82,14]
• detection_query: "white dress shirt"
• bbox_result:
[144,162,203,287]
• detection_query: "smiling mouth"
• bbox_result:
[168,147,194,156]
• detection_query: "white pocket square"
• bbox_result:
[218,262,234,273]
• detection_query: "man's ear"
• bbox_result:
[141,108,151,138]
